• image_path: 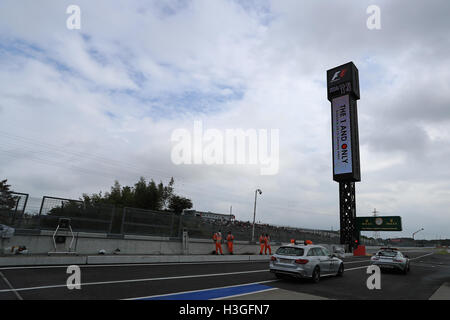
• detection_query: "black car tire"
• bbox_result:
[312,267,320,283]
[403,265,409,274]
[337,263,344,277]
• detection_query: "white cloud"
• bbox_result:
[1,0,450,239]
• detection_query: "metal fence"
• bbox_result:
[0,192,29,227]
[1,196,116,234]
[121,207,177,237]
[0,193,382,245]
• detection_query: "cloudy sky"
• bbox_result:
[1,0,449,240]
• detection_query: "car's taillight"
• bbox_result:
[394,259,403,262]
[270,256,277,261]
[294,259,309,264]
[372,256,379,260]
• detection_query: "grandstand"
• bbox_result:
[182,209,235,222]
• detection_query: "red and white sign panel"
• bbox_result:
[332,95,353,175]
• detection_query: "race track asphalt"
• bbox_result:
[0,249,448,300]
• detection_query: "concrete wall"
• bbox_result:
[0,254,273,267]
[0,229,356,258]
[0,230,281,256]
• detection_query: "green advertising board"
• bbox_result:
[356,216,402,231]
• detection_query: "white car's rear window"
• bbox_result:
[377,251,397,257]
[276,247,304,256]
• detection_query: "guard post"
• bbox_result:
[327,62,361,252]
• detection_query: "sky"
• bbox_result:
[1,0,449,240]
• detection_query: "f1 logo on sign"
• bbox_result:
[327,62,360,101]
[330,69,347,82]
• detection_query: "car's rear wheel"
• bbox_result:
[337,263,344,277]
[274,273,284,279]
[312,267,320,283]
[403,264,409,274]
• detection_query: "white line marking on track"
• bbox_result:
[345,266,368,271]
[0,269,269,294]
[0,260,269,271]
[410,252,434,261]
[0,253,428,271]
[344,260,371,264]
[0,271,23,300]
[125,279,278,300]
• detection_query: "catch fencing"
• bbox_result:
[0,194,380,244]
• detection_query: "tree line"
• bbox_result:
[0,179,17,210]
[1,177,193,215]
[81,177,193,214]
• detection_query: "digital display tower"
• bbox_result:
[327,62,361,252]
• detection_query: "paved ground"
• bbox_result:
[0,249,448,300]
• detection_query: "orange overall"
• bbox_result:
[227,234,234,254]
[290,239,295,244]
[213,232,223,254]
[259,235,266,254]
[264,236,272,255]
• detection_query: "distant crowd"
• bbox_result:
[201,217,339,243]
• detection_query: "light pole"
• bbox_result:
[251,189,262,242]
[412,228,424,240]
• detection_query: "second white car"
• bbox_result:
[269,244,344,283]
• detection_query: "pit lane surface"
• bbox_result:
[0,250,448,300]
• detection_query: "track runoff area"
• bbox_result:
[0,248,448,303]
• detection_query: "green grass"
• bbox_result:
[435,249,450,255]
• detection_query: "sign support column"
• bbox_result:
[327,62,361,252]
[339,181,356,247]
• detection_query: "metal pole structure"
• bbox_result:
[11,196,19,225]
[371,208,380,240]
[251,189,262,242]
[22,193,29,227]
[38,196,47,216]
[339,181,357,246]
[412,228,424,240]
[108,206,115,234]
[120,207,127,234]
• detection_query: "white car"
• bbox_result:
[270,245,344,283]
[370,248,410,274]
